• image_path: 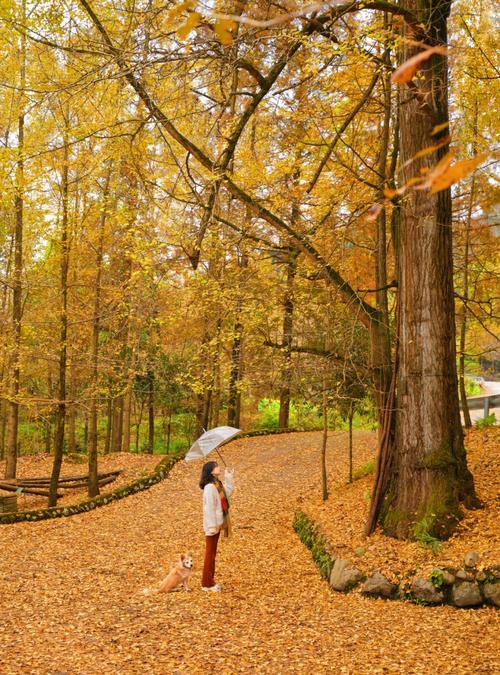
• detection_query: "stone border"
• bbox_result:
[294,510,499,609]
[0,426,307,525]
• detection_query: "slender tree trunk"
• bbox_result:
[209,320,222,428]
[348,403,354,484]
[44,368,53,454]
[0,399,6,461]
[135,398,144,452]
[373,37,393,433]
[380,0,477,538]
[104,397,112,454]
[227,319,243,427]
[279,251,297,428]
[166,410,172,453]
[122,385,133,452]
[458,103,478,429]
[49,135,70,506]
[147,370,154,454]
[122,342,136,453]
[227,252,247,428]
[88,167,111,495]
[458,176,474,429]
[67,355,77,454]
[83,413,88,452]
[321,385,328,500]
[111,396,123,452]
[5,9,26,479]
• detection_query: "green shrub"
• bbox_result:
[476,413,497,429]
[464,378,481,397]
[429,569,444,590]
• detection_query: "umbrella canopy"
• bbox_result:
[185,426,241,462]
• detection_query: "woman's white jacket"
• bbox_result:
[203,470,234,535]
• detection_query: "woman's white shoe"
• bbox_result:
[202,584,221,592]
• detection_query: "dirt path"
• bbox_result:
[1,432,498,674]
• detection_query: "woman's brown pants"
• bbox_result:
[202,532,220,587]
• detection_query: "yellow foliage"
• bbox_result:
[176,11,202,40]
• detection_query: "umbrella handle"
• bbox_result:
[215,448,227,466]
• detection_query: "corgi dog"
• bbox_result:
[143,553,193,595]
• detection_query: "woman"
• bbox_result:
[199,460,234,592]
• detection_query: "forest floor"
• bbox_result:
[304,426,500,578]
[1,429,498,674]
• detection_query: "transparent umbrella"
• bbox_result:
[185,426,242,465]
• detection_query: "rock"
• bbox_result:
[362,571,397,599]
[329,559,364,592]
[482,583,500,608]
[412,577,444,604]
[476,571,486,582]
[451,582,483,607]
[464,551,480,568]
[456,569,473,581]
[354,547,366,557]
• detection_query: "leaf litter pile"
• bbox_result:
[1,430,498,674]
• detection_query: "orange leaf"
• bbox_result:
[215,18,237,45]
[392,46,447,85]
[430,152,488,193]
[431,121,450,136]
[413,149,456,190]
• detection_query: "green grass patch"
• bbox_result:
[352,460,375,481]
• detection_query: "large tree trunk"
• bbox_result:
[380,0,477,539]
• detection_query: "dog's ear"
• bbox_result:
[180,553,186,561]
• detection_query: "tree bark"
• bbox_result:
[147,370,154,454]
[88,166,111,496]
[104,398,112,454]
[67,354,77,455]
[458,102,478,429]
[321,386,328,500]
[380,0,477,539]
[49,133,70,507]
[348,403,354,484]
[278,251,297,428]
[5,5,26,479]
